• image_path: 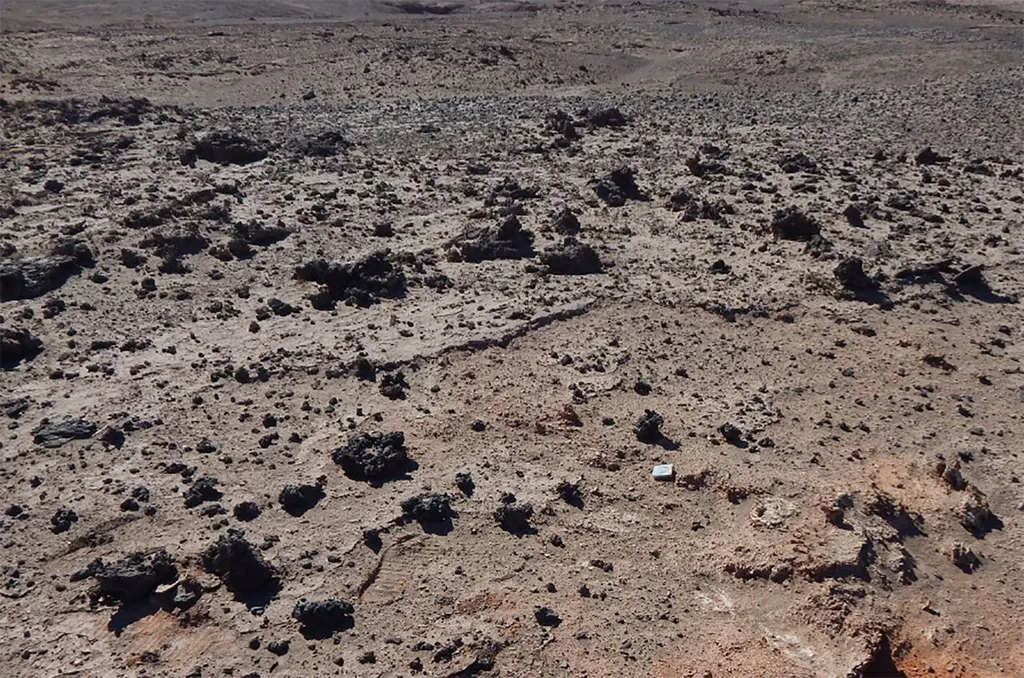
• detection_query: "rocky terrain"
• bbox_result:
[1,1,1023,676]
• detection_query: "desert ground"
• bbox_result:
[1,1,1022,676]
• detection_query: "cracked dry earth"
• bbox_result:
[1,1,1023,677]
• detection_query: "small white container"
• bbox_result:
[652,464,674,481]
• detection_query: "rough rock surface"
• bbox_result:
[447,215,535,262]
[292,598,355,637]
[539,237,603,275]
[85,549,177,606]
[332,431,413,481]
[1,327,43,367]
[200,531,278,596]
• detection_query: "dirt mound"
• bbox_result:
[84,549,177,606]
[847,633,906,678]
[332,431,415,481]
[181,131,269,166]
[292,599,355,638]
[295,252,407,310]
[447,215,535,262]
[593,166,648,206]
[539,237,603,275]
[1,328,43,368]
[0,241,94,301]
[487,177,540,203]
[200,530,279,596]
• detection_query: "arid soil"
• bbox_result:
[1,1,1023,677]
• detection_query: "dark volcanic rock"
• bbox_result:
[87,549,177,606]
[534,606,562,627]
[379,371,409,399]
[771,206,821,241]
[455,471,475,496]
[587,106,628,128]
[51,507,78,533]
[494,500,534,533]
[400,492,454,525]
[552,206,581,235]
[834,257,878,291]
[181,131,268,165]
[120,248,147,268]
[915,146,950,165]
[352,357,377,381]
[594,166,647,207]
[556,480,583,508]
[717,422,744,446]
[0,241,94,301]
[292,599,355,638]
[183,476,222,508]
[233,501,262,522]
[539,237,603,275]
[448,215,535,263]
[293,130,351,157]
[33,418,97,448]
[666,187,693,211]
[201,530,278,596]
[545,109,579,143]
[233,219,291,249]
[488,177,539,202]
[779,152,819,174]
[332,431,414,481]
[278,478,326,517]
[634,409,664,444]
[844,204,866,228]
[295,251,407,310]
[685,153,729,177]
[679,198,734,223]
[1,327,43,368]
